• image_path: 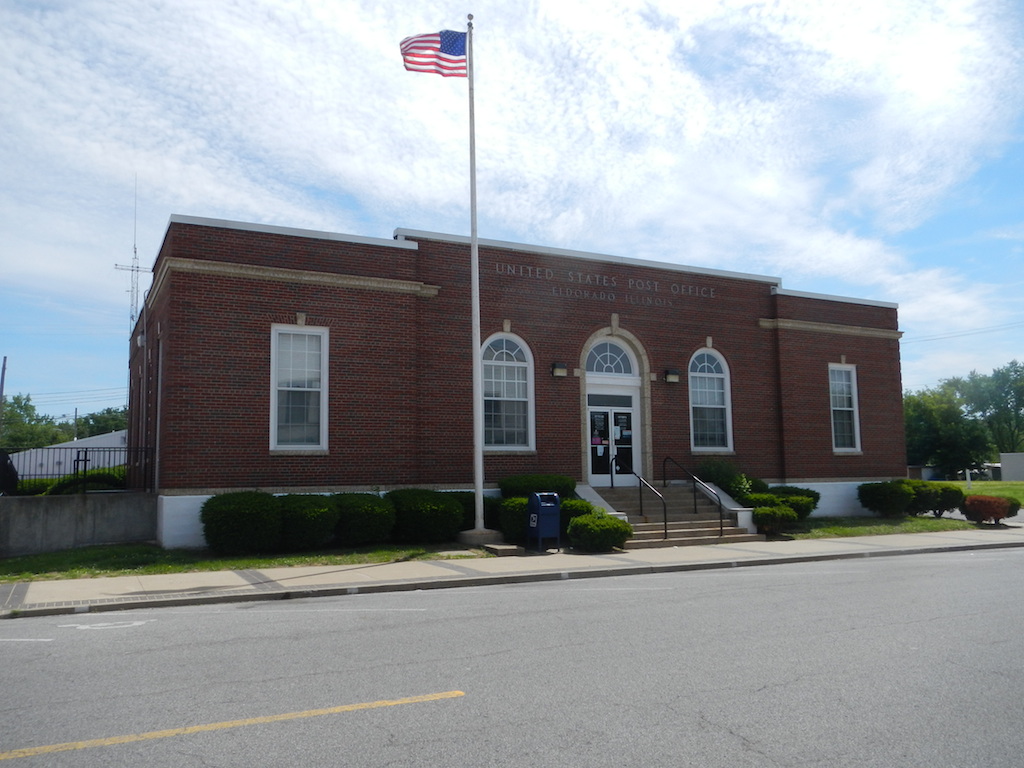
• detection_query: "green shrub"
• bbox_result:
[897,480,966,517]
[745,492,782,509]
[200,491,282,555]
[447,491,503,531]
[498,474,576,499]
[498,495,592,545]
[499,497,529,544]
[15,478,52,496]
[385,488,464,543]
[726,474,753,500]
[333,493,396,547]
[1004,496,1021,519]
[45,470,126,495]
[779,495,815,521]
[934,484,967,517]
[695,458,740,489]
[559,498,598,538]
[747,477,771,494]
[567,511,633,552]
[770,485,822,506]
[744,492,814,521]
[857,481,914,518]
[900,479,935,516]
[752,506,798,535]
[277,494,339,552]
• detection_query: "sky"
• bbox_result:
[1,0,1023,421]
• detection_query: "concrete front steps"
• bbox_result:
[593,485,765,549]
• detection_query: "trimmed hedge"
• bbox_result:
[694,458,740,489]
[499,497,529,544]
[961,495,1021,524]
[333,493,396,546]
[859,480,967,519]
[559,498,599,538]
[448,491,503,532]
[770,485,822,506]
[498,474,576,499]
[567,511,633,552]
[752,506,798,535]
[934,484,968,518]
[15,478,53,496]
[278,494,339,551]
[744,492,815,522]
[386,488,464,543]
[497,495,597,545]
[857,481,914,518]
[45,470,126,495]
[200,491,282,555]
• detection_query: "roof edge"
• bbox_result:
[771,286,898,309]
[168,215,418,251]
[394,228,782,286]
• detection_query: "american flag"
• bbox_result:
[400,30,467,77]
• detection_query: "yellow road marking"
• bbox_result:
[0,690,465,761]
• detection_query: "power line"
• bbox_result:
[901,319,1024,345]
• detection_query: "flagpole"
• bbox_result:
[467,14,486,533]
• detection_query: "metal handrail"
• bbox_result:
[661,456,725,537]
[626,471,669,540]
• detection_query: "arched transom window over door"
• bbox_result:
[483,336,533,448]
[586,341,633,375]
[689,350,733,451]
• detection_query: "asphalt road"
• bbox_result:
[3,548,1023,766]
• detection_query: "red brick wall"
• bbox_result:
[131,221,906,492]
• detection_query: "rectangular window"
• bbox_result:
[271,326,328,450]
[484,361,528,446]
[829,365,860,451]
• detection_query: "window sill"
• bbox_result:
[270,448,329,456]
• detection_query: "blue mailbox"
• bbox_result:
[526,492,560,551]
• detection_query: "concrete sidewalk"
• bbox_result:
[4,524,1024,619]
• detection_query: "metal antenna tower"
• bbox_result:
[115,176,142,328]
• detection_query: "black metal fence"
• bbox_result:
[2,446,154,493]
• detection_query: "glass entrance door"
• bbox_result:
[587,394,637,486]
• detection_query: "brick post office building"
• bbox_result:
[128,215,905,547]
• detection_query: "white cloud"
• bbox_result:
[1,0,1023,410]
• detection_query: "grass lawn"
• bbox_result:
[790,480,1024,539]
[790,515,978,539]
[0,543,488,584]
[947,481,1024,504]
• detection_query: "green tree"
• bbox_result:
[0,394,75,451]
[948,361,1024,454]
[77,407,128,438]
[903,386,993,479]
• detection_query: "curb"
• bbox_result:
[5,538,1024,620]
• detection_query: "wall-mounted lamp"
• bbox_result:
[551,362,569,378]
[664,368,681,383]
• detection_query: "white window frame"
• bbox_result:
[829,364,861,452]
[482,333,535,451]
[688,348,733,452]
[270,324,329,452]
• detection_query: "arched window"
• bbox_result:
[483,336,533,448]
[586,341,633,375]
[689,349,732,450]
